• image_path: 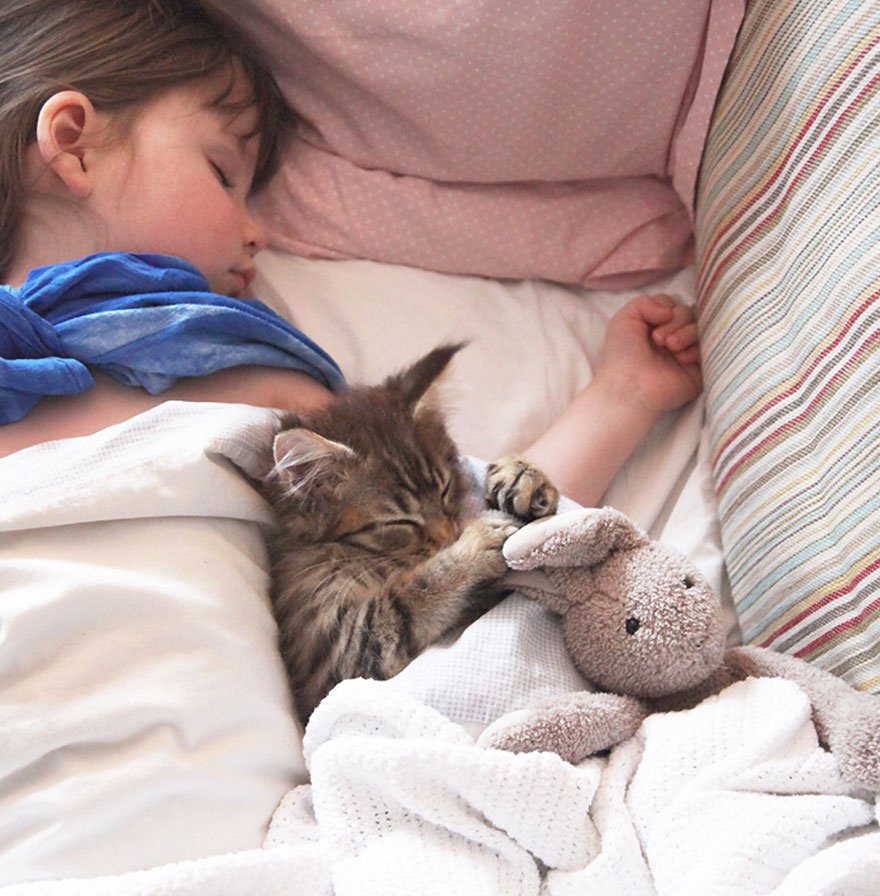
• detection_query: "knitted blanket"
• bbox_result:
[5,676,877,895]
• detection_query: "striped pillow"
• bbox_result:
[696,0,880,692]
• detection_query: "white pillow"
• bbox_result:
[0,403,304,882]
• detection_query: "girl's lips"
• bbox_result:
[230,268,255,295]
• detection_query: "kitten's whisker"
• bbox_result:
[292,558,336,578]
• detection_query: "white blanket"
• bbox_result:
[0,380,707,881]
[5,677,877,895]
[272,676,880,895]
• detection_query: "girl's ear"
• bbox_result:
[34,91,100,199]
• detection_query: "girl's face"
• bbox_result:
[87,75,268,297]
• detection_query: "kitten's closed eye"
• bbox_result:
[343,518,421,553]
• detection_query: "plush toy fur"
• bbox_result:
[478,507,880,791]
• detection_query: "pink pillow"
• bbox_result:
[235,1,743,288]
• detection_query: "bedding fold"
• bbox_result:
[0,402,308,882]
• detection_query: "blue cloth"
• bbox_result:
[0,253,345,424]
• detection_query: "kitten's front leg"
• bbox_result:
[398,511,521,656]
[485,455,559,521]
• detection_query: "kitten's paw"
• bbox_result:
[462,512,523,550]
[457,512,522,577]
[485,455,559,521]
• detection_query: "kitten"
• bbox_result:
[263,344,559,721]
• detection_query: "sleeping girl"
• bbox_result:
[0,0,700,505]
[0,0,336,458]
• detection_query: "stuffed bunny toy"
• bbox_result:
[478,507,880,792]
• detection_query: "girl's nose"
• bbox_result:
[243,207,267,255]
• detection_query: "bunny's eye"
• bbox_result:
[625,616,641,635]
[682,576,694,589]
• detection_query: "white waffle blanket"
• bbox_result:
[5,675,878,896]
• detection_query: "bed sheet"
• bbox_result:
[254,251,734,626]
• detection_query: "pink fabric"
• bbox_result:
[231,1,744,288]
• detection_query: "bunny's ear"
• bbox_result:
[503,506,649,570]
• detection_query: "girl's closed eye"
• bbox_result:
[210,160,232,189]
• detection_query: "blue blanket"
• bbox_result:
[0,253,345,424]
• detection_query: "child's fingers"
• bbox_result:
[645,298,694,330]
[654,319,699,351]
[625,293,679,326]
[653,310,698,348]
[620,294,701,364]
[673,344,701,366]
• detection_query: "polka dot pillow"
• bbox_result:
[221,0,744,289]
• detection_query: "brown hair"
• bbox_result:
[0,0,295,279]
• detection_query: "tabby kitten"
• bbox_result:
[263,344,559,721]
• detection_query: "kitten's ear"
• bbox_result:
[396,343,465,411]
[271,428,356,493]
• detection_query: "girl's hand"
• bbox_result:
[595,293,702,417]
[523,293,702,507]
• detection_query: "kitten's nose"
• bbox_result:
[425,514,457,547]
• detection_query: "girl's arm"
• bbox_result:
[525,294,702,507]
[0,366,334,459]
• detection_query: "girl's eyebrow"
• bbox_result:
[211,114,258,153]
[219,113,262,149]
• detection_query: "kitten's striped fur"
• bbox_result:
[263,345,558,721]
